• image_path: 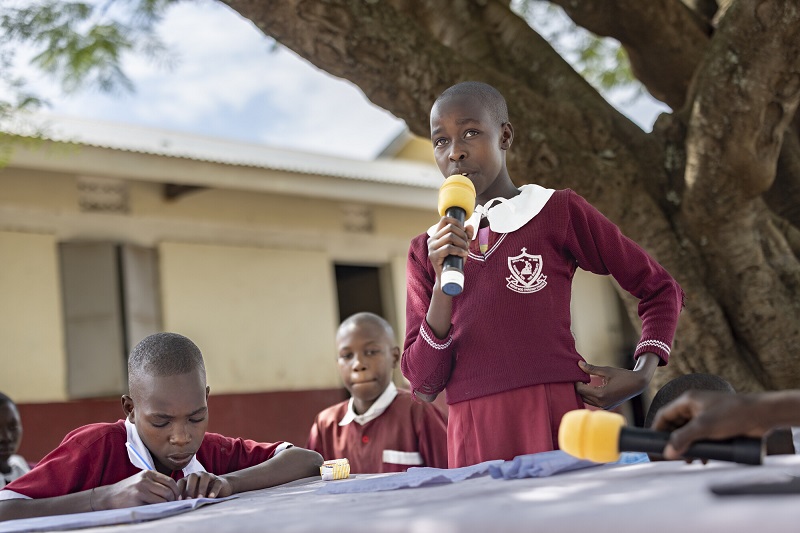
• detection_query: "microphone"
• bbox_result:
[558,409,764,465]
[437,175,476,296]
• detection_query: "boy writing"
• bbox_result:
[402,81,684,467]
[0,332,322,521]
[307,312,447,473]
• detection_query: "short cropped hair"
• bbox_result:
[644,373,735,428]
[434,81,509,125]
[338,312,395,341]
[128,332,206,388]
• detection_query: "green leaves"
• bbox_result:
[2,0,175,94]
[513,0,638,94]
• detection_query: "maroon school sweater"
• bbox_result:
[306,389,448,473]
[401,189,684,404]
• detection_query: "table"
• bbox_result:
[63,456,800,532]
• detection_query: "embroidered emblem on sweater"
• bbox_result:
[506,248,547,294]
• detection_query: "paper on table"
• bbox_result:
[488,450,650,480]
[316,460,503,495]
[0,496,237,533]
[316,451,651,494]
[488,450,598,480]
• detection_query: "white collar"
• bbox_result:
[0,455,30,488]
[125,417,206,476]
[339,381,398,426]
[427,184,555,239]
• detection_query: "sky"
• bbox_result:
[5,1,670,161]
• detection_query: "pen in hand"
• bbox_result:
[125,442,155,470]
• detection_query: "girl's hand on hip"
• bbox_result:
[574,361,648,410]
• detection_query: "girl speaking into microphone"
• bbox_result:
[401,81,684,468]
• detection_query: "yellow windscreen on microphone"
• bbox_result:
[558,409,626,463]
[438,175,476,218]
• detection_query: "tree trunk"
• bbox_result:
[223,0,800,391]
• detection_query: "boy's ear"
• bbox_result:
[121,395,135,421]
[500,122,514,150]
[391,346,400,368]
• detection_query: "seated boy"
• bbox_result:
[0,332,322,521]
[307,312,447,473]
[0,393,30,488]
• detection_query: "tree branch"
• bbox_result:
[222,0,798,391]
[765,129,800,230]
[684,1,800,217]
[550,0,710,110]
[223,0,665,221]
[681,0,800,389]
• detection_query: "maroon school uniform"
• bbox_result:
[307,388,447,473]
[402,187,684,467]
[1,420,284,499]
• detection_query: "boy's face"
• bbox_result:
[431,94,513,203]
[122,368,209,475]
[0,403,22,465]
[336,320,400,415]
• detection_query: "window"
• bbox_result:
[334,264,394,326]
[59,242,161,398]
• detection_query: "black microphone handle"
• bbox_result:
[442,253,463,273]
[444,206,467,225]
[618,426,763,465]
[441,206,468,296]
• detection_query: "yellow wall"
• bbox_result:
[392,135,436,165]
[0,148,634,403]
[159,241,341,393]
[0,231,67,401]
[571,269,629,367]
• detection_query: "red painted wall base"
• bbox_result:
[16,388,349,463]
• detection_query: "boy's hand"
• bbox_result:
[575,361,649,410]
[652,391,767,459]
[97,470,180,510]
[177,472,233,500]
[427,215,474,284]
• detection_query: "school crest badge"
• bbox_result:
[506,248,547,294]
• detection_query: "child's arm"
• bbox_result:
[177,447,322,499]
[575,352,660,409]
[565,191,683,409]
[0,470,180,521]
[401,217,473,401]
[654,389,800,459]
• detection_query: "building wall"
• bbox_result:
[159,241,340,392]
[0,149,638,461]
[0,230,67,402]
[572,269,632,367]
[0,160,436,460]
[15,389,350,463]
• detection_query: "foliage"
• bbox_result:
[512,0,638,96]
[0,0,176,131]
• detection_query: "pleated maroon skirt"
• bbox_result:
[447,382,585,468]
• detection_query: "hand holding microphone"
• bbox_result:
[434,175,477,296]
[558,409,764,465]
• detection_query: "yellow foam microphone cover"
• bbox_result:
[438,175,476,218]
[558,409,626,463]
